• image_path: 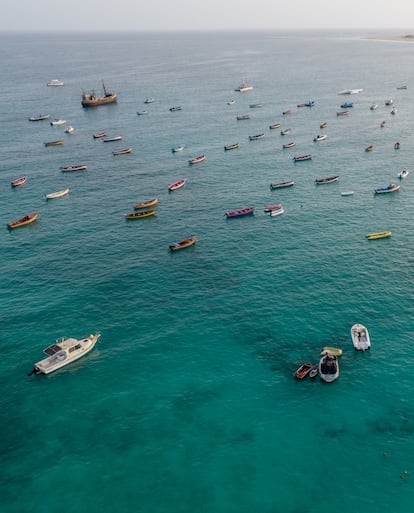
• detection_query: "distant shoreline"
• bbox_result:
[363,34,414,42]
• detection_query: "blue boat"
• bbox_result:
[340,102,353,108]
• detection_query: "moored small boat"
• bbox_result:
[227,99,235,105]
[29,114,50,121]
[144,97,154,103]
[321,347,342,357]
[337,111,349,116]
[234,84,253,92]
[189,155,206,164]
[125,210,156,219]
[224,143,239,151]
[172,145,185,153]
[319,353,339,383]
[44,140,63,146]
[169,106,183,112]
[45,188,70,199]
[102,136,122,142]
[225,207,255,218]
[351,324,371,351]
[390,107,397,115]
[394,142,400,150]
[168,179,186,191]
[313,134,327,142]
[11,176,27,187]
[280,128,291,135]
[236,114,250,120]
[365,145,373,152]
[370,104,378,110]
[270,180,295,189]
[341,191,354,196]
[340,102,353,108]
[269,123,281,129]
[7,212,39,229]
[269,205,284,217]
[134,198,158,209]
[137,110,149,115]
[93,131,107,138]
[315,175,339,184]
[294,362,313,380]
[282,141,295,148]
[365,231,392,240]
[249,133,265,140]
[112,148,132,155]
[282,110,291,115]
[64,125,74,134]
[169,235,198,251]
[264,203,282,212]
[374,183,400,194]
[60,164,88,172]
[47,79,64,86]
[293,154,312,162]
[320,122,328,129]
[380,120,386,127]
[50,119,66,126]
[385,99,393,106]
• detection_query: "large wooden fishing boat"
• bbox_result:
[81,81,117,107]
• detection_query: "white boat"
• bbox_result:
[50,119,67,126]
[338,88,363,95]
[227,99,235,105]
[235,84,253,92]
[313,134,327,142]
[351,324,371,351]
[144,97,154,103]
[45,188,70,199]
[370,104,378,110]
[319,353,339,383]
[64,125,74,134]
[398,169,409,179]
[341,191,354,196]
[172,145,185,153]
[47,79,64,86]
[29,333,101,375]
[390,107,397,115]
[385,99,393,106]
[269,206,284,217]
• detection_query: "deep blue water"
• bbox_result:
[2,30,414,512]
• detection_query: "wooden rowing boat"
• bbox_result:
[45,189,70,199]
[133,198,158,209]
[169,235,198,252]
[7,212,39,229]
[125,210,156,219]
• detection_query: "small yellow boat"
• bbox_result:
[44,140,63,146]
[321,346,342,357]
[7,212,39,229]
[365,231,392,240]
[125,210,156,219]
[133,198,158,210]
[320,122,327,129]
[365,145,373,152]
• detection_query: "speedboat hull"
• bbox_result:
[351,324,371,351]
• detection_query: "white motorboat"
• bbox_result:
[319,353,339,382]
[29,333,101,375]
[313,134,327,142]
[398,169,409,179]
[338,88,363,95]
[50,119,67,126]
[47,79,64,86]
[64,125,74,134]
[351,324,371,351]
[269,206,284,217]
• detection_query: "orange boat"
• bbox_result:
[134,198,158,210]
[294,363,313,380]
[169,235,198,251]
[7,212,39,229]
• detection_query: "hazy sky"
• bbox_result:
[2,1,414,32]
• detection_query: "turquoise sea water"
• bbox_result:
[2,30,414,512]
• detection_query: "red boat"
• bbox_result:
[294,363,313,380]
[293,154,312,162]
[264,203,282,212]
[225,207,255,218]
[11,176,27,187]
